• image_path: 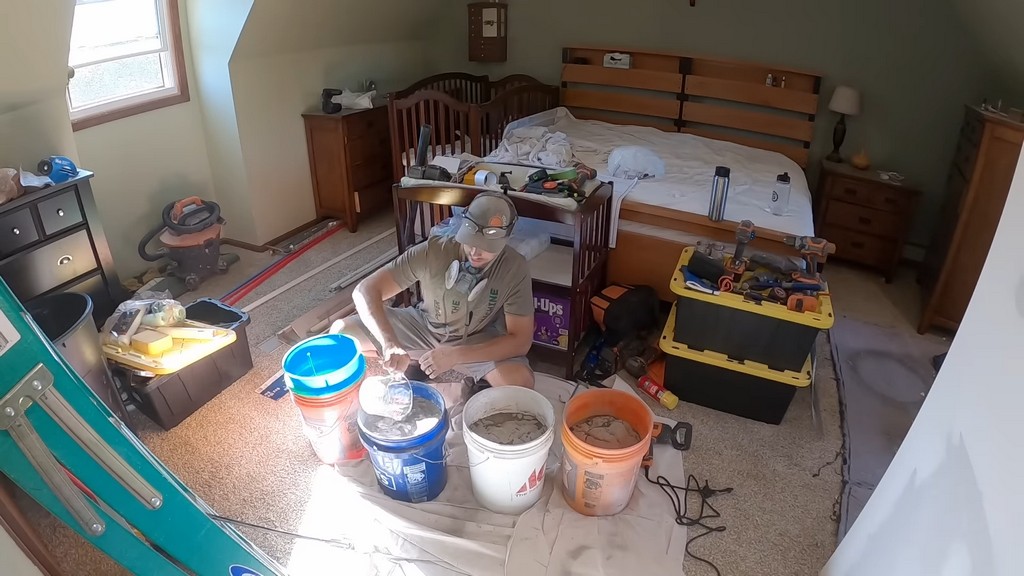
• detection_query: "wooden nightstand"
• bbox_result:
[303,103,392,233]
[815,160,920,282]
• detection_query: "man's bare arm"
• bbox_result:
[351,268,409,369]
[450,312,534,364]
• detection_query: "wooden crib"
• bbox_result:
[387,73,559,180]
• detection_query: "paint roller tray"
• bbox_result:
[110,298,253,430]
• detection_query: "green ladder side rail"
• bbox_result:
[0,279,286,576]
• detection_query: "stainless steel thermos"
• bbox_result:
[708,166,730,221]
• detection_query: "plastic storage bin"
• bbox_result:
[122,299,253,430]
[659,304,812,424]
[671,247,833,372]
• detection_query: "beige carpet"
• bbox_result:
[16,251,947,576]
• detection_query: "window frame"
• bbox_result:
[69,0,190,131]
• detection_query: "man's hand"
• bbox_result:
[420,345,460,379]
[382,341,411,374]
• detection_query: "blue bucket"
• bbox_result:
[358,382,449,503]
[283,334,365,398]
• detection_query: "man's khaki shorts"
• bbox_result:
[339,306,530,382]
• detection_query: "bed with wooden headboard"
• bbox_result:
[557,46,823,299]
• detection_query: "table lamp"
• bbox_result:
[826,86,861,162]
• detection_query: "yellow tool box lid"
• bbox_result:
[103,320,236,375]
[670,247,835,330]
[659,303,812,387]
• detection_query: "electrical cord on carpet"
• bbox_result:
[643,469,732,576]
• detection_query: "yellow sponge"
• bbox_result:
[131,330,173,356]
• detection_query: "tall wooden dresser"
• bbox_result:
[918,106,1024,334]
[0,171,122,322]
[303,104,393,233]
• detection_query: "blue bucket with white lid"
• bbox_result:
[282,333,365,398]
[358,382,449,503]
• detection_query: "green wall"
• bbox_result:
[430,0,1001,250]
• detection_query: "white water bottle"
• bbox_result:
[770,172,791,216]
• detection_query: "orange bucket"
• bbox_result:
[291,383,366,464]
[560,388,653,516]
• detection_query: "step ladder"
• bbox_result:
[0,280,285,576]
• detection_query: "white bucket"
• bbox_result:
[463,386,556,515]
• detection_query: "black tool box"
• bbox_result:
[660,305,812,425]
[117,299,253,430]
[672,247,833,372]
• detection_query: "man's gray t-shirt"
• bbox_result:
[386,236,533,340]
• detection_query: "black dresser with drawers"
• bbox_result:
[0,170,123,322]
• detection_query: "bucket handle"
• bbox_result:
[467,453,490,468]
[410,445,451,465]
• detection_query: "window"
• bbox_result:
[67,0,189,130]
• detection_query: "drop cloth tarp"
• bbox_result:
[287,374,687,575]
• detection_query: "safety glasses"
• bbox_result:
[462,214,512,238]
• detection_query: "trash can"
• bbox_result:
[27,292,130,424]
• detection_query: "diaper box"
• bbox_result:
[533,291,571,350]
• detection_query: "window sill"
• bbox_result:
[71,90,190,132]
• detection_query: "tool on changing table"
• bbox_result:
[407,125,453,182]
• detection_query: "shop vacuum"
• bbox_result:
[138,197,240,292]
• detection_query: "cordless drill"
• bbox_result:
[724,220,756,278]
[784,235,836,283]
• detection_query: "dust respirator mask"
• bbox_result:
[444,259,488,303]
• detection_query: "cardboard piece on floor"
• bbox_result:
[278,289,355,345]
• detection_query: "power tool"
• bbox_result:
[406,125,453,182]
[784,235,836,283]
[37,156,79,184]
[321,88,343,114]
[724,220,756,277]
[641,421,693,469]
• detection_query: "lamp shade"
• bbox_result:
[829,86,861,116]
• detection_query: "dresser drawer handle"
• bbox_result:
[57,255,73,266]
[57,208,65,217]
[843,188,857,197]
[857,216,872,226]
[851,241,865,249]
[12,227,20,236]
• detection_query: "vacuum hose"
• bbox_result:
[138,198,222,261]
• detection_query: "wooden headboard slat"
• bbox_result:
[682,101,814,143]
[561,46,822,163]
[562,64,684,93]
[571,109,677,132]
[689,60,818,93]
[563,88,681,120]
[564,47,681,73]
[684,76,819,115]
[681,127,810,167]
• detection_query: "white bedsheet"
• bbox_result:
[504,108,815,247]
[285,374,688,576]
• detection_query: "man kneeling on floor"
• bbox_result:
[331,192,535,388]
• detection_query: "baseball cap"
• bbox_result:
[455,193,518,253]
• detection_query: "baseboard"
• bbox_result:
[267,218,329,248]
